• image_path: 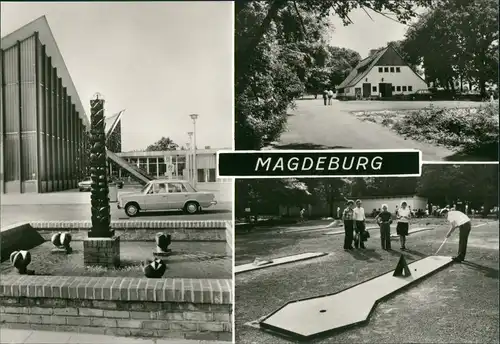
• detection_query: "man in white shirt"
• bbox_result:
[353,199,367,249]
[445,208,472,262]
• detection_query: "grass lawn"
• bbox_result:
[235,218,499,343]
[351,102,499,160]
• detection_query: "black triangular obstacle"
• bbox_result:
[393,254,411,277]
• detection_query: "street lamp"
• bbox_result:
[187,132,193,184]
[189,114,199,187]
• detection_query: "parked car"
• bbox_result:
[78,178,93,192]
[79,177,124,191]
[409,89,434,100]
[117,179,217,217]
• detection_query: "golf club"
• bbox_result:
[434,236,449,255]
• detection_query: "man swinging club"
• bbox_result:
[444,207,472,262]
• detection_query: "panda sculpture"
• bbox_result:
[141,258,167,278]
[10,250,34,275]
[51,232,73,253]
[155,233,172,254]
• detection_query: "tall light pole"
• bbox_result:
[189,114,199,188]
[187,132,193,184]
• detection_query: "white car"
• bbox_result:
[117,179,217,217]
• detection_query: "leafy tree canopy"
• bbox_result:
[236,165,498,217]
[145,137,179,152]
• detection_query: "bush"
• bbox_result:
[392,102,499,156]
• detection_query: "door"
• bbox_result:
[379,83,392,97]
[166,182,189,209]
[145,182,169,211]
[362,83,371,98]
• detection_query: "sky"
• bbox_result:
[329,7,424,58]
[1,2,233,152]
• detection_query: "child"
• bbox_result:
[299,207,306,222]
[376,204,392,250]
[342,200,355,250]
[353,199,367,249]
[396,201,411,250]
[445,208,472,262]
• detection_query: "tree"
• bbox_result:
[235,179,311,218]
[236,0,433,149]
[416,165,498,210]
[145,137,179,151]
[402,0,499,95]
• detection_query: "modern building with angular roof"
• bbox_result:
[1,16,90,193]
[336,44,428,99]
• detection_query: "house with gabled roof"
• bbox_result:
[336,44,428,99]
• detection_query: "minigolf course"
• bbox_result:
[259,255,453,341]
[235,252,328,274]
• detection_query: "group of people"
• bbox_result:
[342,200,411,251]
[322,89,334,105]
[341,199,472,262]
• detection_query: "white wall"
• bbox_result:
[359,195,428,213]
[353,65,427,96]
[197,181,232,202]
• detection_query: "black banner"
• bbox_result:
[217,150,421,177]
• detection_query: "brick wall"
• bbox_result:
[0,275,232,341]
[30,220,228,242]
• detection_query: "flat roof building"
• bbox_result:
[1,16,90,193]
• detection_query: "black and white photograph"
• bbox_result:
[1,2,233,343]
[235,0,499,161]
[234,164,499,343]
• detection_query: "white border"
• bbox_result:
[229,1,236,342]
[423,160,499,165]
[217,149,423,178]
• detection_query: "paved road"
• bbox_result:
[275,99,484,161]
[235,219,499,344]
[0,203,231,227]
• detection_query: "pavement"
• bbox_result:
[273,99,484,161]
[235,218,499,344]
[0,328,229,344]
[0,190,232,227]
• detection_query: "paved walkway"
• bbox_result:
[275,99,483,161]
[0,328,229,344]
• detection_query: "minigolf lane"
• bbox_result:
[235,252,328,274]
[259,255,453,340]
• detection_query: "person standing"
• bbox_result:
[342,200,355,250]
[323,90,328,106]
[445,208,472,262]
[376,204,392,250]
[336,206,341,219]
[456,198,465,213]
[327,89,334,105]
[353,200,367,249]
[396,201,411,250]
[299,207,306,223]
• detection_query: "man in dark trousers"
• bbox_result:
[445,208,472,262]
[342,200,355,250]
[322,90,328,106]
